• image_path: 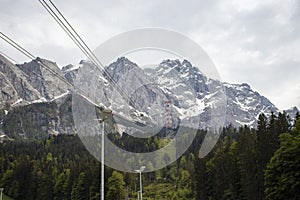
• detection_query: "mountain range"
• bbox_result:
[0,54,298,140]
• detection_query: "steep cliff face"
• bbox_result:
[2,102,58,140]
[0,54,41,107]
[1,93,74,140]
[0,55,70,109]
[285,106,299,123]
[223,83,279,127]
[61,63,79,85]
[0,55,73,140]
[16,57,69,99]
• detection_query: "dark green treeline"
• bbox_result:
[0,112,299,200]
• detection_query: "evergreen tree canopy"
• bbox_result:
[264,119,300,200]
[106,171,125,200]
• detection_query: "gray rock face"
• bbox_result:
[0,54,74,139]
[145,59,225,129]
[0,55,70,108]
[17,57,70,99]
[62,63,79,85]
[285,106,299,121]
[0,54,41,107]
[223,82,278,127]
[103,58,279,128]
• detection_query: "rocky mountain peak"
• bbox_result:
[62,64,75,72]
[16,57,61,76]
[160,59,181,67]
[104,57,139,82]
[61,64,80,85]
[16,57,68,100]
[0,54,41,106]
[285,106,299,120]
[109,57,138,70]
[159,59,202,75]
[155,59,208,97]
[0,54,70,108]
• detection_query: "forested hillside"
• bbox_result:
[0,112,299,200]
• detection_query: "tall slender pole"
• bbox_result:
[101,121,104,200]
[135,166,145,200]
[0,188,3,200]
[139,171,142,200]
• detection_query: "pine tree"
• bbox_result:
[205,137,240,199]
[236,126,258,200]
[277,112,290,135]
[267,112,279,151]
[71,172,88,200]
[194,158,207,200]
[0,169,15,198]
[256,113,269,200]
[264,118,300,200]
[62,169,71,200]
[54,169,71,200]
[36,174,54,200]
[106,171,125,200]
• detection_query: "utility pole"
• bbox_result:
[0,188,4,200]
[101,120,104,200]
[95,108,112,200]
[135,166,146,200]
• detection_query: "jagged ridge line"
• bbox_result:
[0,32,73,89]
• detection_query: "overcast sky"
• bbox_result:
[1,0,300,110]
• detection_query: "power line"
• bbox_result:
[1,5,152,132]
[42,0,136,108]
[0,32,104,106]
[48,0,102,66]
[0,33,34,59]
[38,0,95,66]
[0,50,18,64]
[0,33,137,126]
[0,32,122,120]
[0,32,73,88]
[45,0,121,90]
[39,0,138,108]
